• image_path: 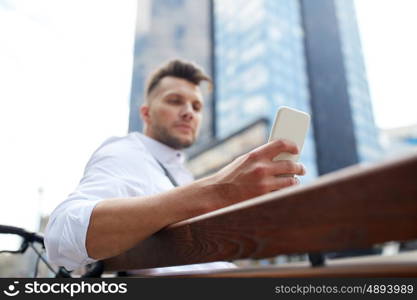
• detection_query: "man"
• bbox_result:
[45,59,306,273]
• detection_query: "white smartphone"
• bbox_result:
[268,106,310,162]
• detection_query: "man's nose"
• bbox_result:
[180,103,194,121]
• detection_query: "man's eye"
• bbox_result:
[193,104,202,112]
[168,98,181,104]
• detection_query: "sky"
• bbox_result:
[354,0,417,129]
[0,0,137,240]
[0,0,416,250]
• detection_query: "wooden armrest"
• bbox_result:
[104,151,417,271]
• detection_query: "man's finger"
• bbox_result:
[252,139,299,161]
[268,160,306,176]
[265,175,299,191]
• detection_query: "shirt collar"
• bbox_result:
[134,132,186,164]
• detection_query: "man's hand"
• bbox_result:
[84,139,305,260]
[208,139,306,209]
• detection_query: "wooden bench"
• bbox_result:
[103,151,417,277]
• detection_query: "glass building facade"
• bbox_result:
[129,0,380,181]
[335,0,381,162]
[129,0,213,146]
[213,0,318,181]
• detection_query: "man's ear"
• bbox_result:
[140,105,150,124]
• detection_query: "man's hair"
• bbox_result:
[145,59,212,97]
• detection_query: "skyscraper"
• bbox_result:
[129,0,213,147]
[129,0,380,180]
[301,0,381,174]
[213,0,318,181]
[335,0,381,163]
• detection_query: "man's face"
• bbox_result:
[141,76,204,149]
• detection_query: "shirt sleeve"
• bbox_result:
[44,152,148,271]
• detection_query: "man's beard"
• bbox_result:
[151,123,195,149]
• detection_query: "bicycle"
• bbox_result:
[0,224,103,278]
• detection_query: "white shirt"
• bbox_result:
[44,132,235,273]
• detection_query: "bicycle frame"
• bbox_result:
[0,224,102,278]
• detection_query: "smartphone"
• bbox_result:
[268,106,310,162]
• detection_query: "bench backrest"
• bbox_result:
[104,151,417,272]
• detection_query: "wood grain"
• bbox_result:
[104,151,417,271]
